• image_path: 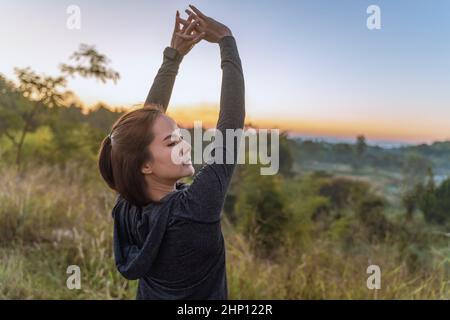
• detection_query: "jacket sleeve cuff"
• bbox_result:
[163,46,184,64]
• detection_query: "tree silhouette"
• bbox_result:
[401,153,433,221]
[353,134,367,171]
[60,44,120,84]
[0,44,120,170]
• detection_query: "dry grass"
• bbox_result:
[0,163,448,299]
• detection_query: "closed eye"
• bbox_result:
[168,136,183,147]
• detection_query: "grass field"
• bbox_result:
[0,163,448,299]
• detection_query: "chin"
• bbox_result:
[181,164,195,177]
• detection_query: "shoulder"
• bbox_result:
[112,193,147,226]
[170,184,223,224]
[111,193,124,219]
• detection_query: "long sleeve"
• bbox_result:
[216,36,246,132]
[179,35,246,223]
[144,47,183,111]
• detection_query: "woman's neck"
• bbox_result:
[145,175,177,202]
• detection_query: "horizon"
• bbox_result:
[86,102,449,147]
[1,0,449,144]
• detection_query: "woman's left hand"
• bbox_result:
[170,10,205,56]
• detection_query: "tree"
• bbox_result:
[401,183,424,222]
[355,193,390,242]
[60,44,120,84]
[353,134,367,170]
[235,165,289,259]
[419,175,450,225]
[401,154,433,221]
[0,75,32,154]
[11,68,67,167]
[356,135,367,157]
[278,131,294,177]
[0,44,120,170]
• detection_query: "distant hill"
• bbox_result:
[291,136,450,176]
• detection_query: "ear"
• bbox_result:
[141,161,153,175]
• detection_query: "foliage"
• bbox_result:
[0,45,448,299]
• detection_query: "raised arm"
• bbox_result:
[179,6,245,223]
[144,47,183,111]
[216,35,245,134]
[144,10,205,111]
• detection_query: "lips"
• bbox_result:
[182,158,192,165]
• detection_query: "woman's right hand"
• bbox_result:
[184,4,232,43]
[171,10,205,56]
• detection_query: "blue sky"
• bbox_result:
[1,0,449,143]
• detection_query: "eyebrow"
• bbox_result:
[163,132,181,142]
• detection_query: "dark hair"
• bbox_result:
[98,104,163,207]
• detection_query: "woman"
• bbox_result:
[98,5,245,299]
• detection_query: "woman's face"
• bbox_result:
[142,114,195,181]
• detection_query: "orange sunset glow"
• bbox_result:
[165,104,450,144]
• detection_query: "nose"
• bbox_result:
[184,140,191,154]
[180,140,191,157]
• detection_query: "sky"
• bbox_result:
[0,0,449,144]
